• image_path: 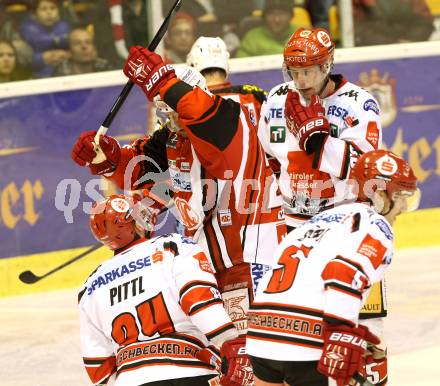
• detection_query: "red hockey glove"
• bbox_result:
[71,130,121,175]
[359,343,388,385]
[317,323,380,386]
[220,336,254,386]
[123,46,176,101]
[284,90,329,153]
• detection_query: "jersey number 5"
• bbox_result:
[264,244,311,293]
[111,292,175,345]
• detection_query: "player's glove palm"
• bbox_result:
[123,46,176,101]
[317,323,380,386]
[220,336,254,386]
[284,90,329,153]
[71,130,120,175]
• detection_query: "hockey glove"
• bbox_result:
[123,46,176,101]
[317,323,380,386]
[284,90,329,153]
[71,130,121,175]
[359,344,388,385]
[220,336,254,386]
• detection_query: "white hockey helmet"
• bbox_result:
[154,65,210,132]
[186,36,230,77]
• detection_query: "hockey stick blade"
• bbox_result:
[19,243,102,284]
[99,0,182,133]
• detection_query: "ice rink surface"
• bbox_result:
[1,246,439,386]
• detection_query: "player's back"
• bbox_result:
[79,233,222,384]
[247,202,393,361]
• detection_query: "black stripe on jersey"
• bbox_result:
[189,298,224,316]
[189,98,240,151]
[249,303,323,318]
[322,314,355,327]
[339,142,351,179]
[352,212,361,233]
[247,330,323,348]
[117,358,213,374]
[83,358,107,365]
[206,323,236,341]
[324,282,363,298]
[166,333,205,348]
[163,80,193,111]
[78,287,87,303]
[179,281,218,300]
[334,255,367,277]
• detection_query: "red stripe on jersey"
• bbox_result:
[180,286,221,315]
[205,322,236,341]
[84,356,116,385]
[321,260,368,291]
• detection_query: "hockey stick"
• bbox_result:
[18,243,102,284]
[92,0,183,163]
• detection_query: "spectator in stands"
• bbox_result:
[353,0,435,46]
[163,12,197,64]
[0,3,33,67]
[235,0,302,58]
[20,0,71,78]
[54,28,113,76]
[92,0,149,67]
[306,0,334,31]
[0,39,32,82]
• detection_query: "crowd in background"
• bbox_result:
[0,0,438,83]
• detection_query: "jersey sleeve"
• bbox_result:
[170,235,238,347]
[257,99,275,157]
[320,210,392,326]
[315,95,382,179]
[161,79,247,179]
[107,127,170,191]
[79,303,116,385]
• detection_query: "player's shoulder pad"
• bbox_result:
[78,263,103,303]
[336,81,380,116]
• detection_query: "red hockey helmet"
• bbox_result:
[90,194,156,250]
[351,150,420,212]
[283,28,335,68]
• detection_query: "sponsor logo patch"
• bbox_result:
[363,99,380,115]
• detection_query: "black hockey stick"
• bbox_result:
[92,0,183,163]
[18,243,102,284]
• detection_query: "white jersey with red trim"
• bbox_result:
[79,234,237,385]
[246,202,393,361]
[258,75,382,227]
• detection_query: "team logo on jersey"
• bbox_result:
[174,197,200,230]
[244,102,257,126]
[270,126,286,143]
[358,68,397,128]
[338,90,359,101]
[357,233,387,269]
[193,251,214,273]
[218,209,232,226]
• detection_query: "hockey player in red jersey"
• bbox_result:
[71,46,285,337]
[246,150,420,386]
[79,194,254,386]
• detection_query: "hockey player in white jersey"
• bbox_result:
[246,150,420,386]
[257,27,386,383]
[78,194,254,386]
